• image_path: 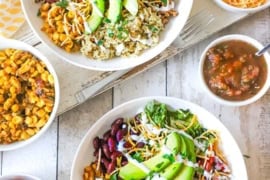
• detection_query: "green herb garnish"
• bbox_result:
[56,0,69,8]
[131,152,144,162]
[162,154,175,163]
[97,40,104,46]
[161,0,167,6]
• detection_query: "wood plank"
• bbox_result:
[113,63,167,106]
[57,91,112,180]
[2,118,58,179]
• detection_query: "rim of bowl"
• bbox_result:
[0,173,41,180]
[214,0,270,13]
[0,37,60,151]
[199,34,270,106]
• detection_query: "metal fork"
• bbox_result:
[179,10,215,41]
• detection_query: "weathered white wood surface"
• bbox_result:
[1,2,270,180]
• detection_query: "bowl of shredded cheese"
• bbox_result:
[214,0,270,13]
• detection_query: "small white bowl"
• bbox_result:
[199,34,270,106]
[0,173,40,180]
[214,0,270,13]
[0,38,60,151]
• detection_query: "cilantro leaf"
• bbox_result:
[56,0,68,8]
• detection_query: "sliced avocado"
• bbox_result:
[85,0,105,33]
[160,162,183,180]
[118,161,147,180]
[107,0,122,23]
[173,135,196,180]
[119,132,182,179]
[123,0,138,16]
[159,134,187,179]
[174,165,195,180]
[183,135,196,162]
[165,132,182,155]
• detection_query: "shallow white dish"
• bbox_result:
[0,38,60,151]
[214,0,270,13]
[0,173,40,180]
[21,0,193,71]
[199,34,270,106]
[71,96,247,180]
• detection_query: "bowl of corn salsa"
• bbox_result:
[0,38,60,151]
[199,34,270,106]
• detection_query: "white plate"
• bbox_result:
[21,0,193,71]
[71,96,248,180]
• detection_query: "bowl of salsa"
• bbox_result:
[199,34,270,106]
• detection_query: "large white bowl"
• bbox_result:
[214,0,270,13]
[21,0,193,71]
[0,38,60,151]
[71,96,247,180]
[199,34,270,106]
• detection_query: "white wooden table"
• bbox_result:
[1,6,270,180]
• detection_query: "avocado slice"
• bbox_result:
[160,162,184,180]
[85,0,105,33]
[123,0,138,16]
[159,134,188,179]
[173,135,196,180]
[107,0,122,23]
[117,161,147,180]
[119,132,182,179]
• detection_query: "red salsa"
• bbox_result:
[203,40,267,101]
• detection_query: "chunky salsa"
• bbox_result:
[203,40,267,101]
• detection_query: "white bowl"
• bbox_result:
[0,173,40,180]
[0,38,60,151]
[214,0,270,13]
[21,0,193,71]
[71,96,247,180]
[199,34,270,106]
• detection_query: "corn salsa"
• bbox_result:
[203,40,267,101]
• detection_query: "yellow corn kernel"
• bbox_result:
[31,115,38,124]
[1,123,8,130]
[59,33,66,42]
[36,119,46,128]
[52,32,59,41]
[8,122,15,129]
[11,104,19,112]
[0,94,4,103]
[3,114,12,121]
[41,3,50,11]
[3,98,13,110]
[12,116,23,124]
[37,109,46,118]
[20,131,29,140]
[44,105,53,113]
[9,86,17,94]
[26,128,35,136]
[36,100,45,108]
[57,25,64,33]
[4,66,12,74]
[25,116,32,126]
[67,11,74,19]
[48,74,54,84]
